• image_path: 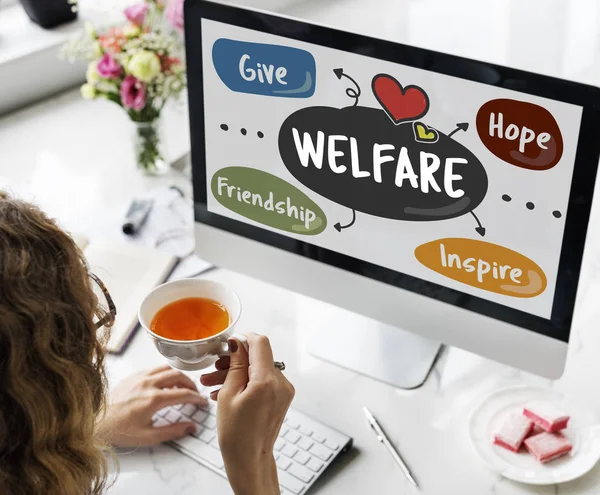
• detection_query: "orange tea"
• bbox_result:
[150,297,230,341]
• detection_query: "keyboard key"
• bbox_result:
[165,410,182,423]
[297,437,313,451]
[285,430,301,444]
[299,426,312,436]
[172,404,184,411]
[309,443,332,461]
[199,429,215,444]
[293,450,310,465]
[192,426,205,439]
[286,418,300,429]
[312,434,326,444]
[280,426,290,438]
[282,444,298,458]
[181,404,198,417]
[274,453,281,461]
[325,440,339,451]
[288,463,314,483]
[277,469,305,494]
[203,415,217,429]
[153,417,169,427]
[191,410,207,424]
[174,436,224,469]
[209,438,221,451]
[274,438,285,451]
[156,408,170,417]
[307,458,324,473]
[276,456,292,471]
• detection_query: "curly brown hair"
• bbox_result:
[0,191,112,494]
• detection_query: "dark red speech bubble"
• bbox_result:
[476,98,563,170]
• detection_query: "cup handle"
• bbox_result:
[218,333,250,357]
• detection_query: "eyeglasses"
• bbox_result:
[90,272,117,330]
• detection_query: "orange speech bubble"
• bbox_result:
[414,238,547,298]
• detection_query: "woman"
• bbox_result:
[0,191,294,495]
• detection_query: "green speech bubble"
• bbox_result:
[211,167,327,235]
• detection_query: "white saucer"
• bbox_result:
[469,385,600,485]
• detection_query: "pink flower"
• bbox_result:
[165,0,184,32]
[124,3,148,26]
[121,75,146,110]
[96,54,122,78]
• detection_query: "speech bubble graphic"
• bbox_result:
[476,98,563,170]
[278,106,488,222]
[415,238,547,298]
[211,167,326,235]
[212,39,316,99]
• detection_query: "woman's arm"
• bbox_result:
[201,334,295,495]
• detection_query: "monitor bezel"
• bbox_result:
[185,0,600,343]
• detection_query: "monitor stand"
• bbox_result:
[305,303,442,389]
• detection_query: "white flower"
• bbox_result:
[127,50,161,82]
[81,84,96,100]
[123,24,141,38]
[96,81,119,93]
[86,62,100,83]
[85,21,97,39]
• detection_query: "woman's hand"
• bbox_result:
[200,333,295,495]
[97,364,207,447]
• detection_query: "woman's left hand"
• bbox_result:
[97,364,208,447]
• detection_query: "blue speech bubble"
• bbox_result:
[212,38,316,98]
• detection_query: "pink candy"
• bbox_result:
[524,432,572,463]
[493,414,533,452]
[492,401,573,463]
[523,401,570,433]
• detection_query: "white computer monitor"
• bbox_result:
[185,1,600,383]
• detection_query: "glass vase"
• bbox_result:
[132,119,169,176]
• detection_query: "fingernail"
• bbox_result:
[228,338,238,353]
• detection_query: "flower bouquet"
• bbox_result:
[62,0,185,175]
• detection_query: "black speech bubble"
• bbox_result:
[278,106,488,221]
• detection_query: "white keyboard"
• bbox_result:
[153,385,352,494]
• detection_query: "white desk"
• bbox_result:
[2,1,600,493]
[2,88,600,495]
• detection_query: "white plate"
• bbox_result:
[469,385,600,485]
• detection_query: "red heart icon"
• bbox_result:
[372,74,430,124]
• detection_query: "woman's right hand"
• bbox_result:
[200,333,294,495]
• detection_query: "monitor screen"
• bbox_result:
[187,1,600,344]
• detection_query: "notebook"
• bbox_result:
[76,237,179,353]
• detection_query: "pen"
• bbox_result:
[362,406,419,489]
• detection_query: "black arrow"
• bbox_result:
[470,211,486,237]
[334,68,361,107]
[448,122,469,138]
[334,209,356,232]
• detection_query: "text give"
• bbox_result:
[239,54,287,85]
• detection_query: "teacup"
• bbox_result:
[138,278,242,371]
